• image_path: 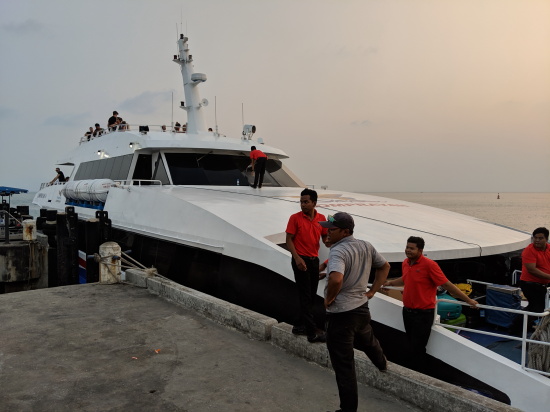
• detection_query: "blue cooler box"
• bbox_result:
[485,284,522,328]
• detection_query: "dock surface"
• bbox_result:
[1,283,421,412]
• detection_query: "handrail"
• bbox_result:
[39,181,66,190]
[435,298,550,376]
[78,124,196,144]
[115,179,163,187]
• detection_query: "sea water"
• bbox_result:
[6,191,549,234]
[372,192,549,233]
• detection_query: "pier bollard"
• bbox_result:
[22,220,37,241]
[99,242,121,284]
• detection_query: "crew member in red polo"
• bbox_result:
[249,145,267,188]
[286,188,328,342]
[511,227,550,333]
[384,236,477,372]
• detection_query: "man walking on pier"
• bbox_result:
[320,212,390,412]
[286,188,328,342]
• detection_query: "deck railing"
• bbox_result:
[78,124,200,145]
[435,297,550,377]
[115,179,163,186]
[39,181,66,190]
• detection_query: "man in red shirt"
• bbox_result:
[384,236,477,372]
[249,146,267,188]
[286,188,328,342]
[512,227,550,332]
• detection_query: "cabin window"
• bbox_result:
[73,154,133,181]
[153,154,171,185]
[164,153,299,187]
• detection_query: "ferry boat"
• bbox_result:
[33,34,548,411]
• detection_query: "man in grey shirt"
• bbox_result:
[320,212,390,412]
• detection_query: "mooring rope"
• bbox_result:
[528,314,550,374]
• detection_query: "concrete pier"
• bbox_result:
[0,233,48,293]
[0,271,521,412]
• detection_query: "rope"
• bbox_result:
[528,315,550,373]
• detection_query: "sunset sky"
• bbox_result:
[1,0,549,192]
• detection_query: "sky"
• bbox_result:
[1,0,549,193]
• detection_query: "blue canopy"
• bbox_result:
[0,186,29,196]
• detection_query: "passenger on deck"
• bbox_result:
[249,146,267,189]
[119,120,128,130]
[162,125,167,132]
[383,236,478,373]
[50,168,66,185]
[93,123,104,137]
[174,122,181,132]
[108,111,120,131]
[182,123,187,133]
[510,227,550,334]
[208,128,213,132]
[85,127,93,140]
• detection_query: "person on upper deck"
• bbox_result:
[93,123,104,137]
[174,122,181,132]
[108,111,120,131]
[50,168,65,185]
[383,236,478,373]
[511,227,550,334]
[249,146,267,189]
[85,127,93,140]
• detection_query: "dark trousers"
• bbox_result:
[511,281,549,332]
[402,307,435,373]
[253,157,266,188]
[291,256,320,336]
[326,304,386,412]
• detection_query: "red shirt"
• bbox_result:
[402,255,449,310]
[250,149,267,160]
[520,243,550,285]
[286,211,327,257]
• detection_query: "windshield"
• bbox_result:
[164,153,300,187]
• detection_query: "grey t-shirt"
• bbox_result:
[324,236,387,313]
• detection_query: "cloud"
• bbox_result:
[118,91,173,115]
[1,19,45,35]
[0,107,18,119]
[351,120,371,127]
[43,112,90,127]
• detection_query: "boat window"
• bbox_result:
[132,154,153,183]
[73,154,134,181]
[153,155,171,185]
[164,153,298,187]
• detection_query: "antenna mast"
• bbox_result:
[215,96,219,136]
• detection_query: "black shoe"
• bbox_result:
[251,185,257,188]
[307,333,326,343]
[292,325,307,335]
[377,355,388,372]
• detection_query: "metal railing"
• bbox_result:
[115,179,163,187]
[78,124,199,144]
[435,298,550,376]
[39,181,67,190]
